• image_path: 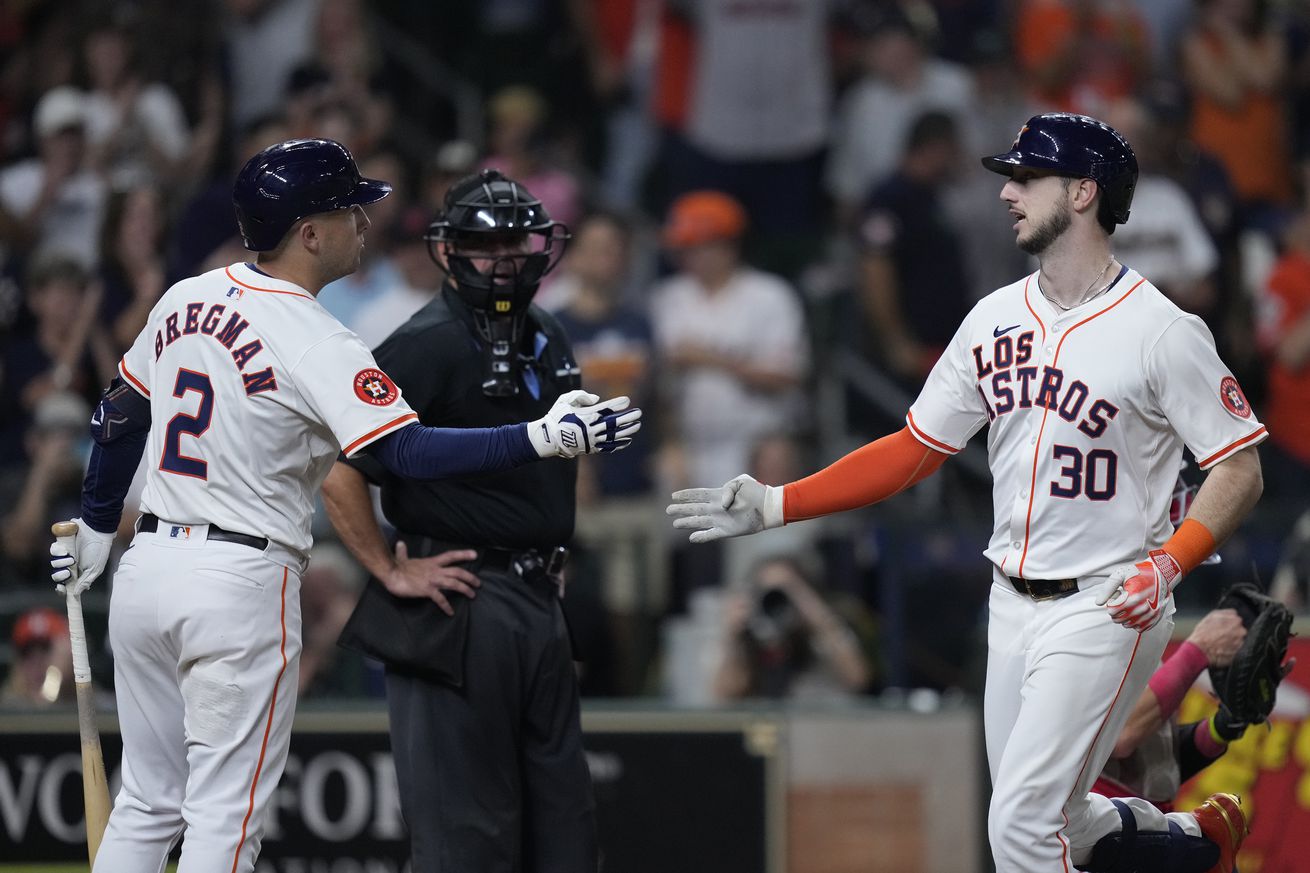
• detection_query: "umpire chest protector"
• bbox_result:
[338,288,583,681]
[348,286,582,547]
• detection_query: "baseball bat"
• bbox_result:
[52,520,111,868]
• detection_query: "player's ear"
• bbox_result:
[297,216,321,254]
[1071,178,1099,216]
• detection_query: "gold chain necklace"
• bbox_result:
[1040,256,1115,312]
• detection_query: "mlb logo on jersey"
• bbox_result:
[169,525,193,540]
[353,368,399,406]
[226,286,244,299]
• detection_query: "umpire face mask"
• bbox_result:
[440,234,555,396]
[425,169,570,396]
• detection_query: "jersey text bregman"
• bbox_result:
[147,293,278,397]
[907,267,1267,581]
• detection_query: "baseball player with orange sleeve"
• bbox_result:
[669,114,1263,873]
[46,139,640,873]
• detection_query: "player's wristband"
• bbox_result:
[1148,640,1209,716]
[1193,718,1228,758]
[1161,518,1218,576]
[1206,709,1246,746]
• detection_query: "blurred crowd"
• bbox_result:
[1,0,1308,706]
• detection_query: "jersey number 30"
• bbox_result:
[160,368,213,479]
[1050,445,1117,500]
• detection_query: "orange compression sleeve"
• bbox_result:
[783,426,949,523]
[1161,518,1218,576]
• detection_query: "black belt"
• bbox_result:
[1008,576,1079,601]
[139,514,269,551]
[400,534,566,577]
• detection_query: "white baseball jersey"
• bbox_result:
[907,266,1267,580]
[118,262,418,554]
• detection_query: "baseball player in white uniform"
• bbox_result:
[669,114,1262,873]
[48,139,640,873]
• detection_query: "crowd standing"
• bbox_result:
[2,0,1308,702]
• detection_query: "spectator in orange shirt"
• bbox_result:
[1257,206,1310,511]
[1182,0,1293,229]
[1013,0,1149,114]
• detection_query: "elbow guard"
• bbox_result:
[91,377,151,445]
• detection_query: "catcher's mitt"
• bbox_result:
[1208,582,1294,725]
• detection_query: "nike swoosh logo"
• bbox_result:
[994,324,1021,337]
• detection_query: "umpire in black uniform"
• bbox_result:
[324,171,627,873]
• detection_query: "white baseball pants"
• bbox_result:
[93,526,304,873]
[984,568,1201,872]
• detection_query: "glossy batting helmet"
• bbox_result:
[982,113,1138,228]
[233,138,392,251]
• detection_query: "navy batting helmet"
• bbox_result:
[233,138,392,251]
[982,113,1138,227]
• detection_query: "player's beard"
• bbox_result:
[1018,199,1072,255]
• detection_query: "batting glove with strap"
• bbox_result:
[527,390,643,459]
[49,518,115,596]
[667,474,786,543]
[1095,549,1182,632]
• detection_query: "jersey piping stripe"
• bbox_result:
[119,358,150,397]
[1017,278,1145,578]
[1058,808,1072,872]
[230,566,289,873]
[342,412,419,456]
[906,411,962,454]
[1057,631,1145,873]
[225,266,314,299]
[1196,426,1268,469]
[1022,274,1047,341]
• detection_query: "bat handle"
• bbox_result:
[66,592,92,685]
[51,521,92,685]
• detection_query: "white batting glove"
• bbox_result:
[667,474,785,543]
[1094,549,1182,632]
[49,518,115,596]
[527,390,643,459]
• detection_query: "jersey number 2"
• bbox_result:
[1050,445,1117,501]
[160,368,213,479]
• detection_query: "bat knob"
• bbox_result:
[51,521,79,538]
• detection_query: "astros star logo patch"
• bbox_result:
[1218,376,1251,419]
[354,368,399,406]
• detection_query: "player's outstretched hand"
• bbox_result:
[527,389,643,459]
[1095,549,1181,632]
[667,474,785,543]
[49,518,114,596]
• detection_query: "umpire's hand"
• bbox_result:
[382,541,481,616]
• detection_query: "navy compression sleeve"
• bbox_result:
[81,379,151,534]
[368,421,537,479]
